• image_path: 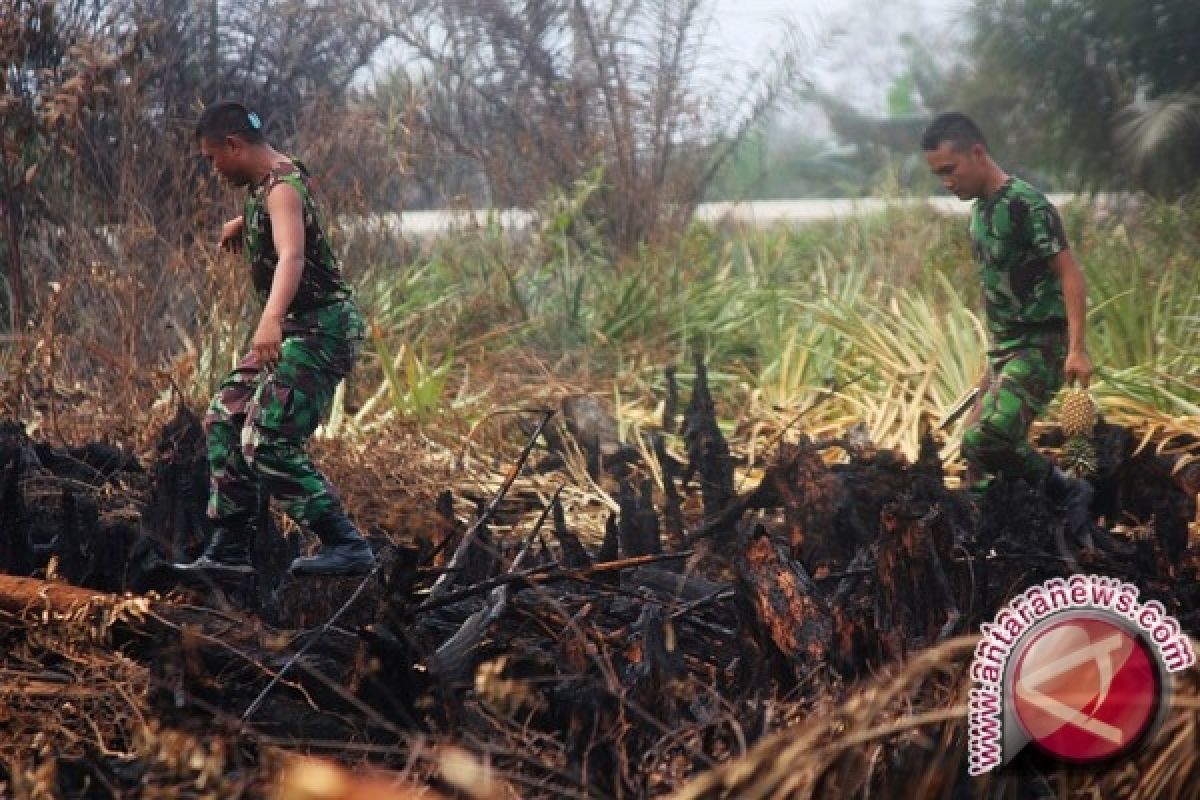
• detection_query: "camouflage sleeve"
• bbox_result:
[1024,197,1068,260]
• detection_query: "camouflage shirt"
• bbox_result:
[969,177,1068,349]
[243,158,352,316]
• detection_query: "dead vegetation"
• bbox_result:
[1,361,1197,799]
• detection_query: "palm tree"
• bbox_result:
[1115,91,1200,195]
[962,0,1200,195]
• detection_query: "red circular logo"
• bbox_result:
[1011,614,1161,763]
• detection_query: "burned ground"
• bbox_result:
[1,366,1197,799]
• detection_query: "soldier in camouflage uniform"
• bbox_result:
[176,101,375,576]
[921,112,1096,545]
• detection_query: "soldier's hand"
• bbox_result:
[219,216,245,253]
[252,314,283,368]
[1064,349,1093,388]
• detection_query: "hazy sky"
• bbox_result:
[364,0,970,116]
[710,0,964,55]
[708,0,967,112]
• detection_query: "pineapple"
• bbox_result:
[1060,435,1098,477]
[1058,388,1098,478]
[1060,388,1098,438]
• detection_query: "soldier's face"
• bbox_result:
[199,136,253,187]
[925,142,986,200]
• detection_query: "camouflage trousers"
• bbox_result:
[205,300,366,528]
[962,334,1066,489]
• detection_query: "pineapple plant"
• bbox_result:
[1058,388,1098,478]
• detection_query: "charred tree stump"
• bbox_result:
[0,433,145,590]
[426,501,499,605]
[429,489,459,563]
[358,561,427,726]
[663,363,679,434]
[553,500,591,568]
[873,501,962,662]
[654,435,687,549]
[91,518,141,593]
[56,487,95,585]
[597,514,619,563]
[765,438,847,568]
[617,478,662,558]
[828,545,886,675]
[143,404,210,561]
[731,524,831,687]
[1,441,34,575]
[682,357,735,520]
[267,571,386,630]
[625,603,687,724]
[684,437,849,559]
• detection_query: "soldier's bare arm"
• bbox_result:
[1050,249,1093,387]
[252,183,305,366]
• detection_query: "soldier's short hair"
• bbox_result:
[921,112,988,152]
[195,101,265,144]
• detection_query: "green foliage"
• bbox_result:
[369,322,455,423]
[886,73,919,118]
[1078,201,1200,415]
[343,193,1197,456]
[962,0,1200,194]
[808,274,988,457]
[797,4,1200,195]
[704,127,875,199]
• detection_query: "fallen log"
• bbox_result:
[0,573,131,619]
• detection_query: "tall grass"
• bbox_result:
[343,195,1196,461]
[1078,203,1200,420]
[6,177,1197,461]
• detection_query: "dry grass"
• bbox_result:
[668,635,1200,800]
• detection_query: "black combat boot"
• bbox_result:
[173,512,256,574]
[289,510,375,576]
[1044,466,1096,550]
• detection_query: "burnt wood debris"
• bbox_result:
[0,362,1197,798]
